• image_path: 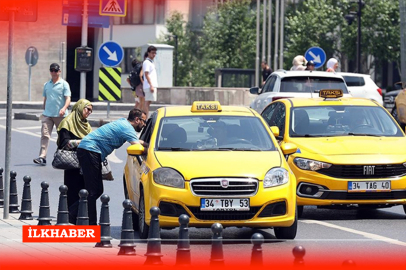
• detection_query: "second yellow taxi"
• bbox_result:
[260,90,406,217]
[124,101,297,239]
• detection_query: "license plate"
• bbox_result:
[348,181,391,192]
[200,198,250,211]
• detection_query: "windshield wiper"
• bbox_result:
[157,147,191,151]
[290,134,318,137]
[347,133,381,137]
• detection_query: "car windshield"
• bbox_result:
[289,106,403,137]
[280,77,349,93]
[156,116,276,151]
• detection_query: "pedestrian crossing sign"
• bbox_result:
[100,0,127,17]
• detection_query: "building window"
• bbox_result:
[113,0,166,25]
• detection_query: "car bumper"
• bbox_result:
[144,180,296,228]
[294,170,406,206]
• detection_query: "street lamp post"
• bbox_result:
[345,0,364,73]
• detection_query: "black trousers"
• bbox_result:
[76,148,103,225]
[64,168,85,223]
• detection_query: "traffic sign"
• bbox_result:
[62,0,109,28]
[98,41,124,67]
[25,46,39,66]
[100,0,127,17]
[304,47,326,69]
[0,1,38,22]
[99,67,122,101]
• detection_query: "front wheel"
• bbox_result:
[138,191,149,239]
[274,212,297,240]
[297,206,304,219]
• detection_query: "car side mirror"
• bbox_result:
[270,126,279,137]
[281,143,297,155]
[127,144,145,156]
[250,87,259,95]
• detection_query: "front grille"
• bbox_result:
[190,178,258,197]
[318,164,406,179]
[322,190,406,200]
[188,206,261,220]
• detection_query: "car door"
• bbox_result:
[261,102,286,143]
[129,112,157,210]
[253,75,278,113]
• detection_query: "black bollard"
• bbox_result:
[37,181,51,225]
[250,233,264,266]
[76,189,89,225]
[9,171,19,213]
[95,194,112,248]
[117,199,136,255]
[292,245,306,266]
[176,214,191,265]
[0,167,4,208]
[56,185,70,225]
[19,176,33,220]
[144,207,163,265]
[210,223,224,266]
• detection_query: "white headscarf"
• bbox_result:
[291,55,307,70]
[326,58,338,70]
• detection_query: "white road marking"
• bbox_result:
[0,117,6,120]
[301,219,406,247]
[0,124,56,142]
[106,149,123,163]
[17,126,41,130]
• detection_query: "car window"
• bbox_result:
[261,102,286,136]
[343,76,365,87]
[262,76,277,93]
[289,106,403,137]
[280,77,349,93]
[155,116,276,151]
[140,111,157,144]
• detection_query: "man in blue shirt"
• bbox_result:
[74,109,147,225]
[33,63,71,165]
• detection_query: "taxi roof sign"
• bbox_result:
[319,89,343,99]
[191,101,222,112]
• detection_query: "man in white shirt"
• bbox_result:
[142,46,158,117]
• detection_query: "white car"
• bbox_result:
[339,72,383,106]
[250,70,351,113]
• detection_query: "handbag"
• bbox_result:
[52,147,80,170]
[102,159,114,181]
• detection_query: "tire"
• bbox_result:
[274,212,298,240]
[297,206,304,219]
[123,175,139,231]
[138,191,149,239]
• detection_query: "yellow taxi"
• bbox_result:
[260,90,406,217]
[123,101,298,239]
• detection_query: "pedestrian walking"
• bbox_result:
[326,58,339,72]
[126,58,144,110]
[290,55,307,71]
[261,61,273,86]
[33,63,71,166]
[56,99,93,224]
[143,46,158,118]
[76,109,148,225]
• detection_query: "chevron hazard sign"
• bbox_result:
[100,0,126,17]
[99,67,122,101]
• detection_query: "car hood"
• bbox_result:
[154,151,282,180]
[290,137,406,164]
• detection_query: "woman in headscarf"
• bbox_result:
[291,55,307,71]
[326,58,339,72]
[56,99,93,224]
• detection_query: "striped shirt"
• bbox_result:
[78,118,139,161]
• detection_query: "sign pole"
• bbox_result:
[4,8,16,219]
[28,48,33,101]
[107,16,114,119]
[80,0,89,99]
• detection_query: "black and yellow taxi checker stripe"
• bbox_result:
[98,67,122,101]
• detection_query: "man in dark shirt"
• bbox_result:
[261,61,273,86]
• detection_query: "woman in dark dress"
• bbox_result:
[56,99,93,224]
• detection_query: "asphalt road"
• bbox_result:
[1,109,406,265]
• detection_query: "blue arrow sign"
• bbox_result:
[98,41,124,67]
[305,47,326,69]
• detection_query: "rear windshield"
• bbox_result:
[280,77,349,93]
[343,76,365,87]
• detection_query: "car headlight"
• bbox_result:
[153,168,185,188]
[264,167,289,188]
[293,158,332,171]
